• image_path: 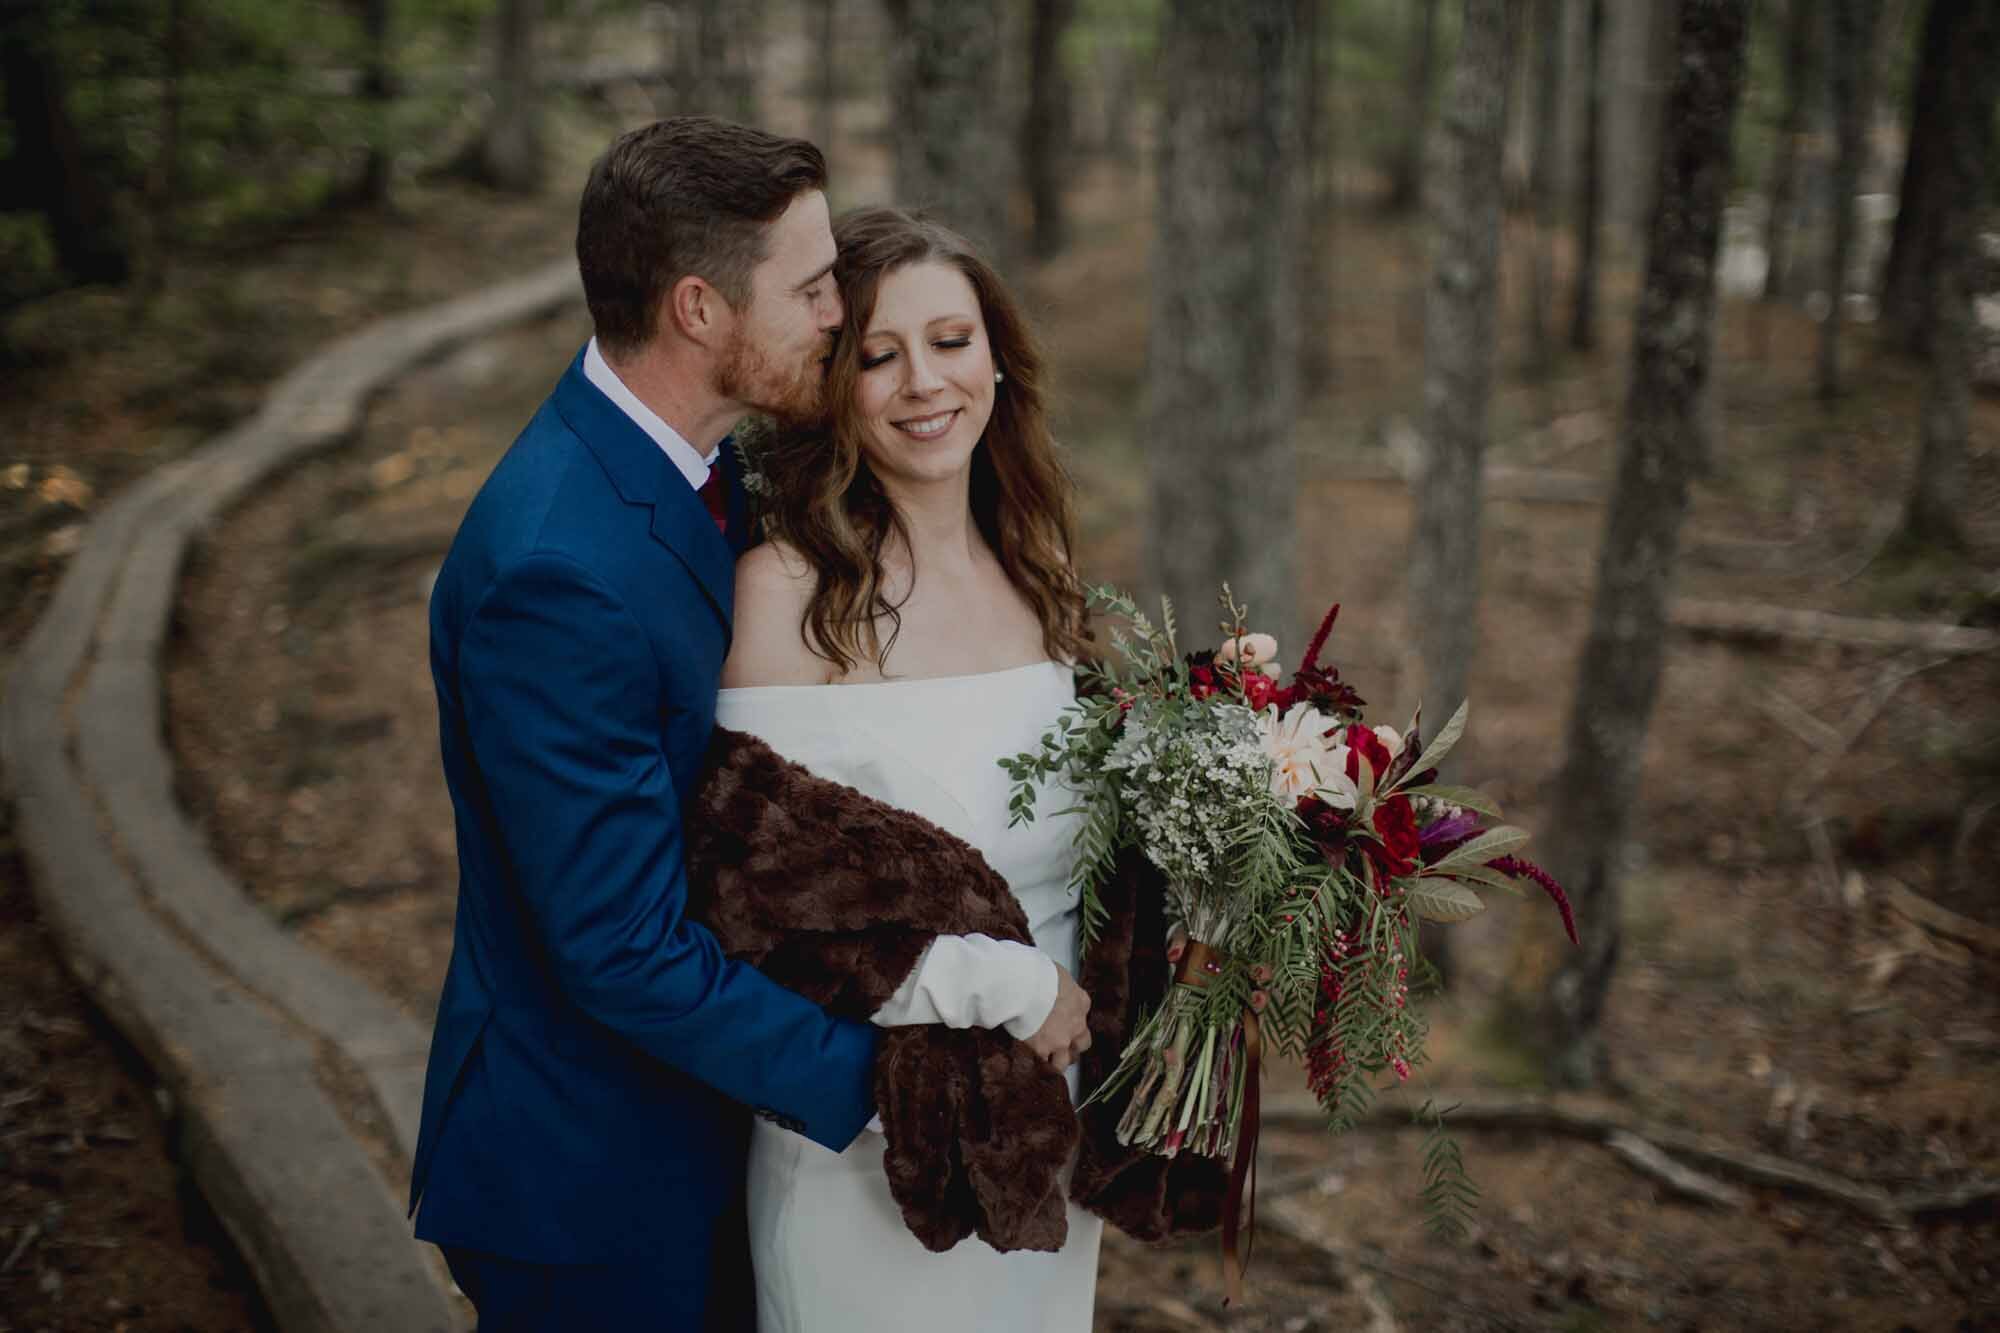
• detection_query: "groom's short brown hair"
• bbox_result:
[577,116,827,357]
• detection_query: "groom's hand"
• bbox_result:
[1025,964,1091,1071]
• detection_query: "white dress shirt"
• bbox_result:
[582,337,716,491]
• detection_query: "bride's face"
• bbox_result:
[851,260,997,489]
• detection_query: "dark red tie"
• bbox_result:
[697,469,729,538]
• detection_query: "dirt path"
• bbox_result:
[0,821,270,1332]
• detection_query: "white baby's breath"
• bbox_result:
[1101,700,1272,884]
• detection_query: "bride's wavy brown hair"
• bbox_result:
[754,207,1089,675]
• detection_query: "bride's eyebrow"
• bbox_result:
[863,316,974,342]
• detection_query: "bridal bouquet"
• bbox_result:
[1002,586,1577,1236]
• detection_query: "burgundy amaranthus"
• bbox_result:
[1280,602,1365,717]
[1488,855,1579,945]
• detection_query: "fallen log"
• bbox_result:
[1262,1093,1996,1227]
[1878,875,2000,957]
[1672,599,2000,655]
[1604,1130,1748,1208]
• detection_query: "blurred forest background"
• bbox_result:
[2,0,1997,1328]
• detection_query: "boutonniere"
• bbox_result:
[730,414,777,533]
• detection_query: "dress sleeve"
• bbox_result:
[870,933,1059,1040]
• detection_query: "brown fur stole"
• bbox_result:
[685,727,1225,1255]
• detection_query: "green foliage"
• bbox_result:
[1,0,517,301]
[1063,0,1162,97]
[1430,824,1529,873]
[1418,1100,1479,1240]
[1398,782,1502,818]
[1407,878,1484,923]
[1401,697,1468,780]
[1328,0,1462,182]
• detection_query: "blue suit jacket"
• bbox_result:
[410,348,880,1272]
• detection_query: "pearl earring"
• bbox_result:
[994,370,1004,383]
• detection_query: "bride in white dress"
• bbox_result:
[718,207,1104,1332]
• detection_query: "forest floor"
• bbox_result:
[9,108,2000,1333]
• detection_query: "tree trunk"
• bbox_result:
[1761,0,1815,302]
[476,0,544,193]
[1024,0,1076,261]
[1877,0,1959,353]
[1099,42,1138,165]
[669,0,751,119]
[1143,0,1303,649]
[1526,0,1565,375]
[1538,0,1749,1089]
[1569,0,1604,349]
[1408,0,1511,731]
[1603,0,1675,230]
[815,0,838,161]
[1296,0,1335,391]
[1386,0,1441,215]
[695,0,760,123]
[1895,1,1998,549]
[355,0,395,207]
[139,0,188,300]
[883,0,1013,261]
[0,11,130,284]
[1817,0,1882,400]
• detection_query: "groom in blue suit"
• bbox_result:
[411,117,878,1327]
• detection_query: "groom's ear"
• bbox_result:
[667,274,727,349]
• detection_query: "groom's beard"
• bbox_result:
[717,326,833,431]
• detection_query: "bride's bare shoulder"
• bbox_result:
[723,540,835,687]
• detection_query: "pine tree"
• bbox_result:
[1409,0,1511,729]
[1539,0,1750,1088]
[1143,0,1304,648]
[882,0,1012,260]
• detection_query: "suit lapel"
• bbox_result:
[552,349,736,626]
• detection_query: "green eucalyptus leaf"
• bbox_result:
[1432,824,1530,872]
[1424,864,1526,897]
[1399,699,1469,785]
[1409,880,1485,922]
[1398,784,1503,819]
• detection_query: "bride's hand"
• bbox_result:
[1024,964,1091,1071]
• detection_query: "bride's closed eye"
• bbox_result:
[859,336,974,371]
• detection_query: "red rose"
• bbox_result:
[1189,665,1215,700]
[1242,671,1276,711]
[1344,723,1393,788]
[1367,794,1421,880]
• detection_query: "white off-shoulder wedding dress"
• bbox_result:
[715,660,1104,1333]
